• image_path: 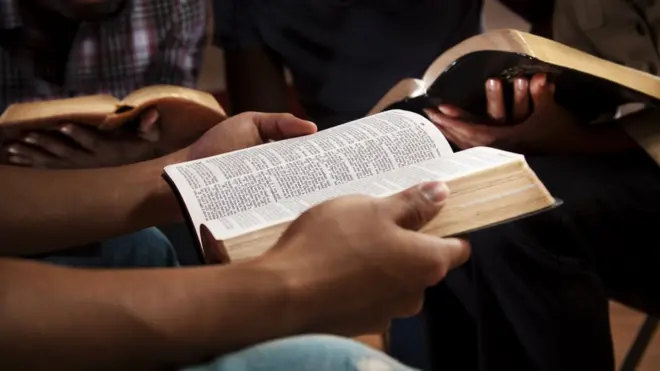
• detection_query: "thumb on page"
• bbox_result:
[379,181,450,231]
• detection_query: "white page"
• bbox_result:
[203,146,524,241]
[164,110,453,242]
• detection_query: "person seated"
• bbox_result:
[214,0,553,131]
[0,0,208,169]
[423,0,660,369]
[0,110,471,371]
[0,0,209,268]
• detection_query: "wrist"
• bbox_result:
[182,258,310,358]
[139,149,190,226]
[247,255,315,334]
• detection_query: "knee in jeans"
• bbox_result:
[272,335,406,371]
[193,335,412,371]
[100,227,179,268]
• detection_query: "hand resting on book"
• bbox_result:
[424,74,636,154]
[5,108,162,169]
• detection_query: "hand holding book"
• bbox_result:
[5,108,162,168]
[163,110,559,264]
[257,181,470,335]
[184,112,317,162]
[425,73,636,154]
[0,85,228,169]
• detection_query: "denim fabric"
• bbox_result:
[38,227,179,268]
[182,335,418,371]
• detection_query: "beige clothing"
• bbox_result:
[553,0,660,163]
[554,0,660,75]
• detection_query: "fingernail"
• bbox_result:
[437,106,451,115]
[516,78,528,90]
[420,182,450,204]
[423,109,439,121]
[486,79,497,91]
[60,124,72,134]
[140,109,159,129]
[23,134,37,144]
[538,74,547,87]
[150,109,159,123]
[7,146,18,154]
[8,156,29,165]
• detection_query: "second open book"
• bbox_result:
[163,110,558,264]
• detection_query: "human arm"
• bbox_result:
[0,182,470,371]
[0,258,296,371]
[0,113,316,256]
[0,151,182,256]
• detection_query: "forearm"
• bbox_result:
[551,113,644,154]
[580,125,638,153]
[225,48,290,114]
[0,151,186,256]
[0,257,300,371]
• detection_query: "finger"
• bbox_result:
[6,143,64,168]
[426,110,494,148]
[378,181,450,231]
[529,74,555,108]
[405,234,472,285]
[251,112,317,141]
[485,79,506,123]
[432,105,469,120]
[435,127,463,147]
[425,109,474,134]
[395,291,426,318]
[426,110,473,148]
[512,77,530,122]
[138,108,161,142]
[22,132,76,158]
[7,155,32,166]
[60,124,99,152]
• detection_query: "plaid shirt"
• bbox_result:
[0,0,207,111]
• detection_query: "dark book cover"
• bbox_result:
[384,50,659,124]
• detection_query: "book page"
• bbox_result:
[203,146,524,241]
[121,85,222,111]
[163,110,453,242]
[0,95,119,125]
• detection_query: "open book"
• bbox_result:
[163,110,558,264]
[0,85,227,160]
[370,29,660,124]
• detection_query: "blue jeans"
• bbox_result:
[182,335,418,371]
[38,228,179,268]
